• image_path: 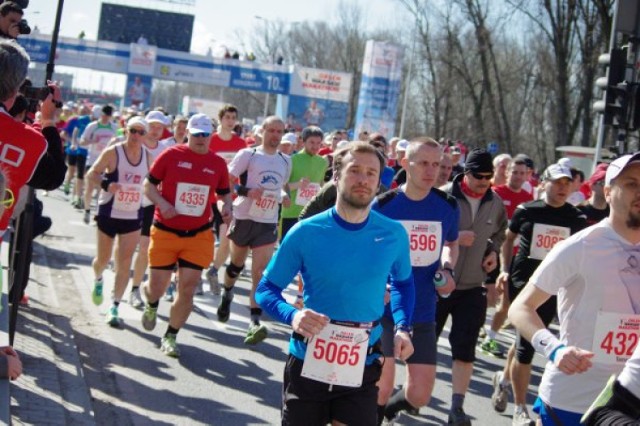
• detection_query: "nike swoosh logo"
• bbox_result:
[375,237,384,242]
[540,340,548,346]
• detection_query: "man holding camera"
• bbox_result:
[0,39,66,233]
[0,1,26,39]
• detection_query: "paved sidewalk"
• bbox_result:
[10,241,94,425]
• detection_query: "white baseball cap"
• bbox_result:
[396,139,410,152]
[187,113,213,134]
[542,163,572,181]
[127,116,148,131]
[606,152,640,185]
[91,105,102,119]
[280,133,297,145]
[145,110,169,126]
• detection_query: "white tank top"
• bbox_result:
[98,143,149,220]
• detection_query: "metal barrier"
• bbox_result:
[0,239,11,423]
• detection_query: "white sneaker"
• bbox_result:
[129,288,144,309]
[512,406,535,426]
[206,267,220,295]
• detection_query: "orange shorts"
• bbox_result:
[148,226,214,270]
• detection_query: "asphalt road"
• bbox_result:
[16,188,545,425]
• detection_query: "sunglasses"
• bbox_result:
[192,132,211,138]
[470,172,494,180]
[128,128,146,135]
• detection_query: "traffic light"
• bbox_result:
[594,47,630,127]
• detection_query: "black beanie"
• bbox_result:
[464,148,494,174]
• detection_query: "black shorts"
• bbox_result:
[76,155,87,180]
[381,317,437,365]
[212,203,223,237]
[96,216,142,238]
[141,205,155,237]
[515,296,557,364]
[66,151,77,166]
[435,287,487,363]
[227,218,277,248]
[282,355,382,426]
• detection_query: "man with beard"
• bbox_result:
[219,116,292,345]
[509,153,640,425]
[255,142,415,426]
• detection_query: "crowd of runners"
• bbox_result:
[4,60,640,423]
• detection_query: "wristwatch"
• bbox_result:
[394,324,413,337]
[443,267,455,278]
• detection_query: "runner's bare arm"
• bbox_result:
[85,147,117,188]
[144,177,176,219]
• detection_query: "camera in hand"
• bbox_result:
[20,79,62,113]
[17,17,28,34]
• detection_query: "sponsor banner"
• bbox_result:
[289,66,352,102]
[354,40,404,140]
[124,74,153,108]
[287,95,349,132]
[128,43,157,76]
[156,50,230,86]
[224,61,290,95]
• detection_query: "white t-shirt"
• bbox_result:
[81,121,118,166]
[530,219,640,413]
[229,147,291,224]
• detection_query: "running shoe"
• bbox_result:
[83,210,91,225]
[447,407,471,425]
[105,306,119,327]
[141,305,157,331]
[491,371,510,413]
[63,182,70,195]
[92,278,104,305]
[195,279,204,296]
[164,281,175,302]
[129,288,144,309]
[480,338,504,358]
[206,267,220,295]
[244,323,268,345]
[217,290,234,322]
[512,406,534,426]
[160,334,180,358]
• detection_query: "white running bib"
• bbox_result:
[400,221,442,267]
[592,311,640,366]
[248,190,279,220]
[295,183,321,207]
[113,184,142,212]
[301,322,370,387]
[529,223,570,261]
[175,182,209,217]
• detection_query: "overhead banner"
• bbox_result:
[128,43,157,76]
[283,66,352,131]
[354,40,404,140]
